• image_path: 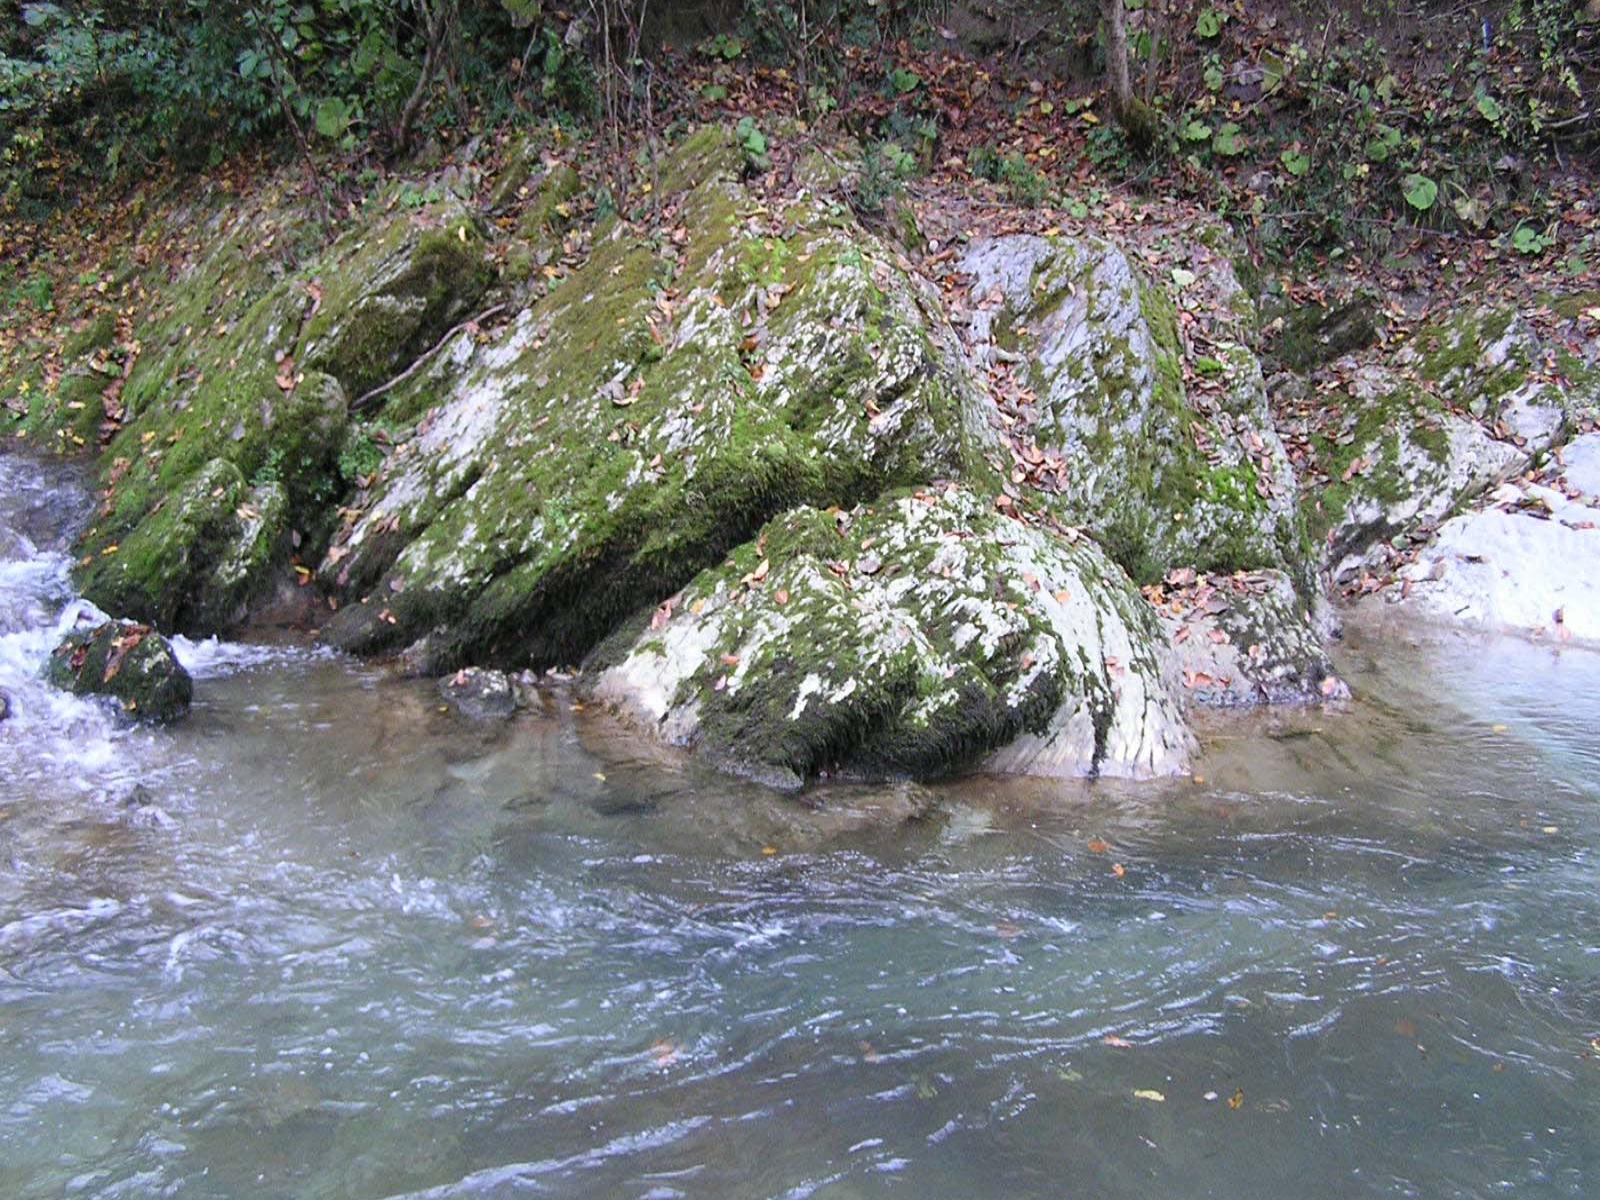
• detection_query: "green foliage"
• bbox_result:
[1510,222,1556,256]
[735,115,770,173]
[970,145,1049,206]
[1401,172,1438,212]
[0,1,582,206]
[888,67,921,95]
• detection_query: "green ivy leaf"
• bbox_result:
[1212,122,1245,156]
[1182,120,1211,142]
[1280,148,1310,177]
[314,96,351,140]
[1195,9,1222,38]
[1476,91,1503,123]
[701,84,728,102]
[890,68,921,94]
[1401,173,1438,211]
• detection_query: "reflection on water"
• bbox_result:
[3,452,1599,1199]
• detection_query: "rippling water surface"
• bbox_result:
[3,452,1598,1199]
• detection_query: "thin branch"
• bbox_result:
[351,304,507,413]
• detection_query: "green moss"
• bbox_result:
[655,125,741,196]
[67,189,489,633]
[516,164,582,241]
[301,200,490,399]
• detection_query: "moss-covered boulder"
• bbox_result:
[588,485,1193,790]
[1289,368,1524,584]
[960,234,1305,587]
[72,194,491,634]
[317,128,996,672]
[45,619,192,723]
[1288,303,1595,585]
[300,196,490,400]
[1399,306,1577,451]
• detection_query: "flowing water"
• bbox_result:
[2,450,1598,1200]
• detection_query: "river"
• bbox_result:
[2,451,1597,1199]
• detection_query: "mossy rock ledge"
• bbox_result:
[586,485,1194,789]
[72,194,490,634]
[46,620,193,723]
[1292,306,1595,584]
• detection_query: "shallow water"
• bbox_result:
[2,452,1598,1199]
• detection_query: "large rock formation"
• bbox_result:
[73,192,489,633]
[20,123,1591,790]
[316,128,997,673]
[589,485,1192,788]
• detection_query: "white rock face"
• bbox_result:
[1558,432,1600,498]
[1386,480,1600,645]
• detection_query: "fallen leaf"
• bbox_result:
[1087,837,1111,854]
[1228,1088,1245,1110]
[1134,1088,1166,1103]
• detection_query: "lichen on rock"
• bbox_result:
[588,484,1193,789]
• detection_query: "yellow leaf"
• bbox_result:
[1228,1088,1244,1110]
[1081,110,1100,124]
[1133,1089,1166,1102]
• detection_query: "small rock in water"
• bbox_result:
[45,621,193,724]
[0,687,10,722]
[438,667,516,721]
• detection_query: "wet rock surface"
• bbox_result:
[438,666,516,721]
[1147,568,1348,706]
[45,619,193,723]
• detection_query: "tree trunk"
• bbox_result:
[1102,0,1132,118]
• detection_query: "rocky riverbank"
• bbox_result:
[6,125,1597,782]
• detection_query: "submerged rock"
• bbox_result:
[959,233,1305,586]
[0,687,10,721]
[1149,569,1348,706]
[45,620,193,723]
[437,666,516,721]
[589,485,1193,789]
